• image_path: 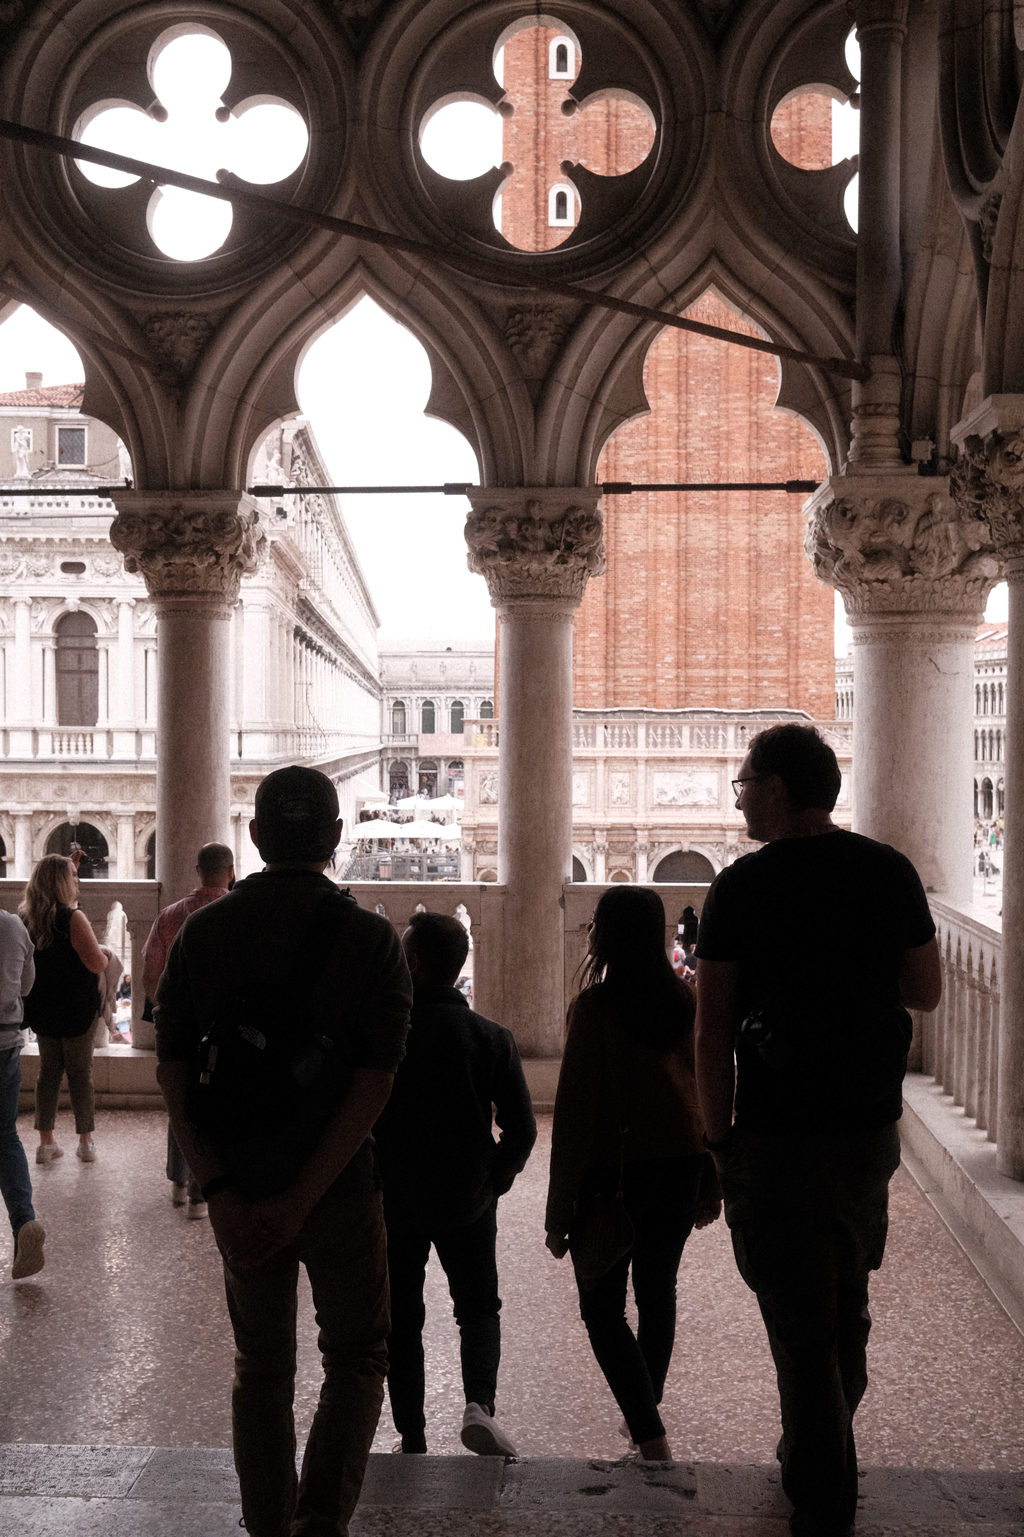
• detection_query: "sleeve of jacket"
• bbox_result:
[490,1032,537,1197]
[544,996,603,1237]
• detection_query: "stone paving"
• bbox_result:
[1,1108,1023,1531]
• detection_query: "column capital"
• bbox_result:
[465,487,605,606]
[949,405,1024,571]
[804,472,1001,617]
[852,0,909,36]
[110,490,266,607]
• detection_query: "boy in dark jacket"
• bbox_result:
[374,911,536,1457]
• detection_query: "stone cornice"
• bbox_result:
[110,490,266,603]
[804,474,1001,615]
[465,488,605,605]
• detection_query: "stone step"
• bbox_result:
[0,1446,1021,1535]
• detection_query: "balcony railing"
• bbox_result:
[0,728,157,760]
[917,900,1002,1139]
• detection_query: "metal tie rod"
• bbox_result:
[0,484,127,496]
[249,480,820,497]
[0,119,868,385]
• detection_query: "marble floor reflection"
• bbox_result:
[1,1110,1022,1469]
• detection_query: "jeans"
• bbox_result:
[573,1154,704,1446]
[0,1047,34,1239]
[222,1185,389,1537]
[386,1202,501,1452]
[166,1122,201,1200]
[34,1030,96,1134]
[720,1123,901,1533]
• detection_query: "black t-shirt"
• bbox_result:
[695,830,935,1133]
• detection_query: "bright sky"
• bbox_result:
[0,27,1007,653]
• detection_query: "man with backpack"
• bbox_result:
[155,766,412,1537]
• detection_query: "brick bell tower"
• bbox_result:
[498,25,836,718]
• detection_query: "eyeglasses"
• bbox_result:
[731,776,763,797]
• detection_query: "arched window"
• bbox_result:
[479,699,494,719]
[392,700,406,734]
[997,730,1002,761]
[976,684,982,714]
[45,820,109,879]
[998,779,1006,815]
[548,183,574,226]
[56,611,99,727]
[974,779,979,817]
[653,850,716,882]
[999,682,1004,714]
[975,730,980,760]
[549,35,575,77]
[983,683,989,714]
[0,833,6,878]
[990,729,995,760]
[146,832,156,881]
[450,700,464,734]
[571,855,587,882]
[982,778,994,818]
[421,699,435,733]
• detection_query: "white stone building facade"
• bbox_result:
[0,385,383,882]
[380,639,494,800]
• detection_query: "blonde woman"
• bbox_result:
[20,855,107,1163]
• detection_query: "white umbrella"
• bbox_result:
[428,793,460,811]
[400,819,454,839]
[394,794,427,812]
[352,821,405,839]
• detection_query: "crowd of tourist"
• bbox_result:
[0,727,943,1537]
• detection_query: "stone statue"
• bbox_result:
[11,424,31,478]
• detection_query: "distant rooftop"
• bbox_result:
[0,374,85,409]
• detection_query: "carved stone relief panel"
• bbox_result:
[650,770,720,808]
[608,770,632,808]
[478,769,499,805]
[572,770,591,807]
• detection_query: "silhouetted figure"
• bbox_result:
[0,908,44,1279]
[696,724,942,1537]
[374,911,536,1457]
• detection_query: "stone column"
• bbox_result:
[805,476,1000,903]
[950,399,1024,1176]
[116,813,135,881]
[9,599,33,757]
[113,598,136,758]
[111,492,265,905]
[13,813,32,880]
[466,489,605,1057]
[849,0,909,470]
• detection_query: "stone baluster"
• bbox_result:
[950,399,1024,1176]
[465,488,605,1058]
[111,491,266,906]
[805,479,1000,905]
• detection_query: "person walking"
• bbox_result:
[140,842,235,1218]
[545,885,719,1464]
[0,906,45,1278]
[695,724,941,1537]
[20,855,107,1165]
[155,766,412,1537]
[373,911,536,1457]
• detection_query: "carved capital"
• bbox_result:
[110,491,266,603]
[949,430,1024,565]
[465,488,605,604]
[804,474,1001,615]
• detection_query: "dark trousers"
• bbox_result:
[0,1047,34,1239]
[165,1122,201,1200]
[386,1202,500,1452]
[221,1186,389,1537]
[574,1154,704,1447]
[721,1124,901,1534]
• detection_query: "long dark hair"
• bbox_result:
[579,885,694,1049]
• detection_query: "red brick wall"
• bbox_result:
[498,37,835,716]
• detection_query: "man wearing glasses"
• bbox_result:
[694,724,940,1537]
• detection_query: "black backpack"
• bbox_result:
[185,888,355,1196]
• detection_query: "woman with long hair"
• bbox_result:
[545,885,718,1463]
[20,854,108,1163]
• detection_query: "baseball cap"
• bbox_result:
[253,766,340,862]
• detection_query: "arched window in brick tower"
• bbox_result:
[56,610,99,727]
[549,36,574,77]
[549,184,573,225]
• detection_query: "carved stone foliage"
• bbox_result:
[110,493,266,601]
[805,480,1001,614]
[950,431,1024,561]
[143,313,217,381]
[504,304,570,375]
[465,498,606,602]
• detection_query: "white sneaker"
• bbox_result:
[76,1141,97,1162]
[186,1200,208,1220]
[460,1403,518,1458]
[618,1417,638,1451]
[12,1219,45,1280]
[170,1183,188,1206]
[35,1143,63,1165]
